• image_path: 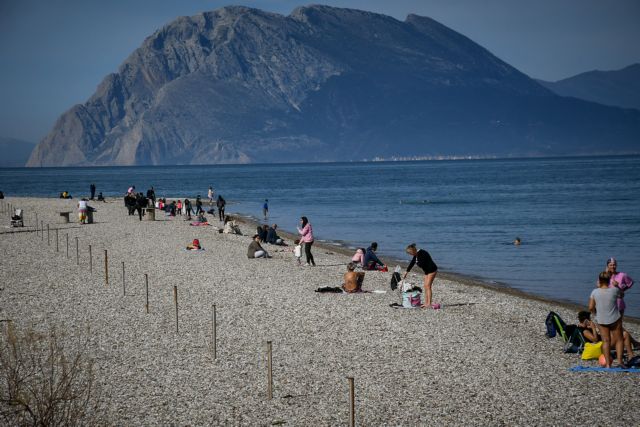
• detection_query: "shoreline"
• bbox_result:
[1,196,639,425]
[230,209,640,325]
[4,195,636,324]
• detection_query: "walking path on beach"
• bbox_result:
[1,197,638,425]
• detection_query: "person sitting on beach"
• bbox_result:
[589,271,626,368]
[60,191,72,199]
[248,234,270,258]
[223,216,242,235]
[363,243,387,271]
[578,310,636,359]
[191,212,207,225]
[186,239,202,251]
[266,224,284,245]
[403,243,438,309]
[97,192,105,202]
[343,262,365,293]
[257,225,268,243]
[351,248,365,267]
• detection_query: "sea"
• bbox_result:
[1,156,639,318]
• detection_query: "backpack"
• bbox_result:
[390,272,402,291]
[545,311,568,340]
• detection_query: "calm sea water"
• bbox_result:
[1,156,639,317]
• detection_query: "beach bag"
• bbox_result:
[402,290,422,308]
[581,341,603,360]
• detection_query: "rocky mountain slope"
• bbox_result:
[27,5,640,166]
[538,64,640,111]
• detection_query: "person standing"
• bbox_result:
[403,243,438,308]
[208,187,215,205]
[262,199,269,220]
[146,187,156,206]
[184,199,192,220]
[606,257,633,316]
[589,271,626,368]
[297,216,315,266]
[195,196,203,215]
[216,195,226,221]
[90,183,96,200]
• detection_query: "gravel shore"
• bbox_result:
[1,197,638,426]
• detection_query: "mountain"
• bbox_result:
[27,5,640,166]
[537,64,640,110]
[0,137,36,167]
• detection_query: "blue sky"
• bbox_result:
[1,0,639,142]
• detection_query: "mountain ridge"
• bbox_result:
[27,5,640,166]
[537,63,640,110]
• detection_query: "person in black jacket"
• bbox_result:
[403,243,438,308]
[135,193,147,221]
[363,242,386,271]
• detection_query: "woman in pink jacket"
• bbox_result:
[606,257,633,316]
[297,216,315,266]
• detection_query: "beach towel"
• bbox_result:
[190,222,210,226]
[569,366,640,373]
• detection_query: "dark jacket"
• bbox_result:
[363,246,383,270]
[266,227,280,244]
[247,241,264,258]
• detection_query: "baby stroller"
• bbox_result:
[11,208,24,227]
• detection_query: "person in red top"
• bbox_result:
[403,243,438,308]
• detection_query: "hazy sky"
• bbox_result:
[1,0,639,142]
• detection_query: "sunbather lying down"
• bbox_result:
[186,239,203,251]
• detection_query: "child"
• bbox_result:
[176,199,183,215]
[294,239,302,265]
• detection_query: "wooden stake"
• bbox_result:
[104,250,108,285]
[145,274,149,313]
[212,304,217,360]
[55,228,59,252]
[173,285,179,333]
[348,377,355,427]
[75,237,79,265]
[267,341,273,400]
[122,262,125,295]
[89,245,92,273]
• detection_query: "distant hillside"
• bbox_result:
[28,6,640,166]
[0,137,36,167]
[537,64,640,110]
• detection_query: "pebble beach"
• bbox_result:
[1,196,639,426]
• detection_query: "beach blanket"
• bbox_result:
[569,366,640,373]
[190,222,210,226]
[183,248,206,252]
